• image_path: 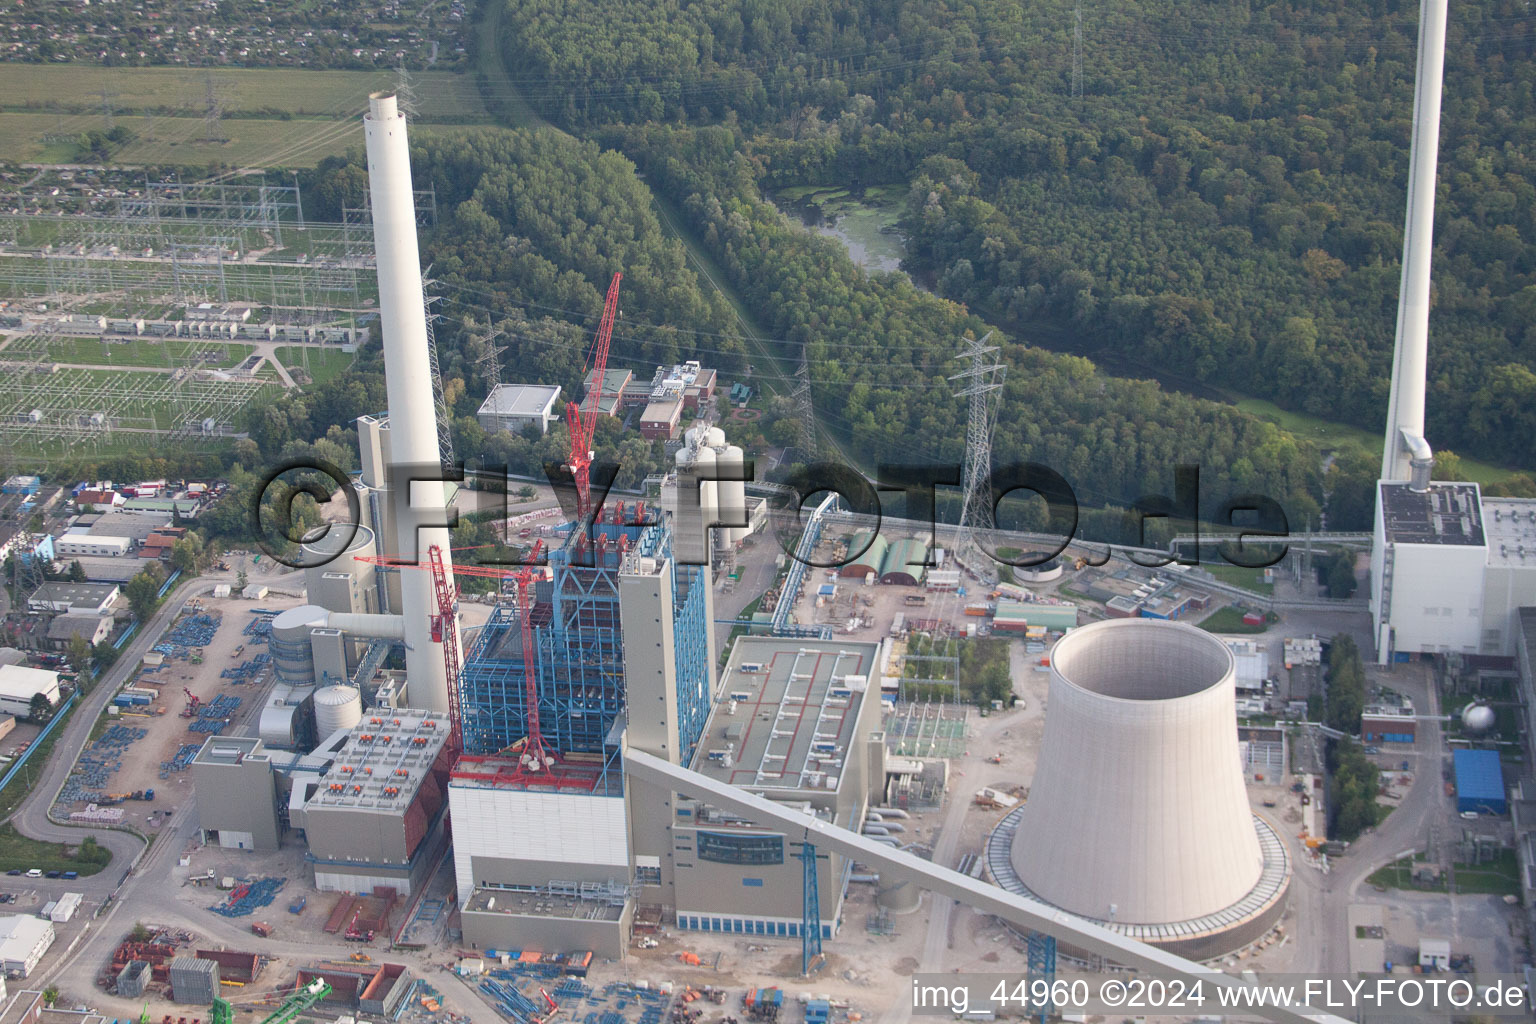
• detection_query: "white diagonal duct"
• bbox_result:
[363,92,457,714]
[1010,619,1268,927]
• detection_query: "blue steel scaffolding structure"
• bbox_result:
[458,503,712,794]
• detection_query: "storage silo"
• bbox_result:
[314,683,364,737]
[994,618,1290,958]
[303,523,378,616]
[270,605,329,686]
[674,442,717,553]
[716,444,748,546]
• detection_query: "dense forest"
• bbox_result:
[492,0,1536,475]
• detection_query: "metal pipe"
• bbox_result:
[323,612,406,640]
[1381,0,1448,482]
[1402,430,1435,492]
[362,92,457,713]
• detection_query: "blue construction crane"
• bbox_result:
[794,839,827,976]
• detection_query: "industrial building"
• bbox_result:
[0,916,54,976]
[1454,749,1506,815]
[878,539,929,586]
[839,532,888,579]
[449,493,717,955]
[194,710,451,896]
[476,383,562,436]
[1371,485,1536,661]
[667,637,887,937]
[584,361,717,416]
[191,736,282,851]
[989,619,1289,958]
[0,666,60,719]
[1361,701,1417,745]
[45,614,112,650]
[294,708,451,896]
[26,582,118,614]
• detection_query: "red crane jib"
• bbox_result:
[567,272,622,522]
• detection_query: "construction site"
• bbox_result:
[25,88,1500,1024]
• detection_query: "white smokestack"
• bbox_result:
[363,92,458,715]
[1380,0,1448,483]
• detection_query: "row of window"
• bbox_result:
[678,915,831,938]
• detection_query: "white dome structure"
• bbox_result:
[1461,702,1496,735]
[990,618,1289,958]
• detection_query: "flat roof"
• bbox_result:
[303,707,448,814]
[694,636,880,792]
[29,581,118,604]
[1484,498,1536,568]
[1379,481,1485,546]
[639,397,683,421]
[477,383,562,418]
[465,886,625,921]
[193,735,266,767]
[1453,748,1504,802]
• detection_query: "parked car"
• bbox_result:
[44,870,60,879]
[25,869,41,878]
[5,869,19,876]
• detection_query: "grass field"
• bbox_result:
[0,66,490,123]
[275,346,354,385]
[0,110,487,167]
[1235,397,1521,484]
[1197,605,1272,634]
[1201,562,1275,595]
[0,824,110,876]
[1368,850,1520,896]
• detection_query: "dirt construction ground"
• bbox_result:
[54,590,308,829]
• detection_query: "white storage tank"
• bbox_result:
[314,684,363,736]
[716,443,748,546]
[675,443,717,544]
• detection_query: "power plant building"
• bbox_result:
[664,637,887,939]
[989,619,1289,958]
[449,498,716,957]
[294,708,452,896]
[476,383,562,436]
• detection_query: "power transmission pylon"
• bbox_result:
[202,72,227,144]
[792,347,817,459]
[474,326,506,394]
[98,82,118,131]
[949,332,1005,585]
[1071,4,1083,99]
[396,62,419,120]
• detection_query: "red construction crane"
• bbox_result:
[567,272,622,524]
[359,540,548,767]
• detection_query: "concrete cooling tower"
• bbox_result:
[987,618,1289,958]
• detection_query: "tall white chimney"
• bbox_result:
[1380,0,1448,483]
[363,92,458,714]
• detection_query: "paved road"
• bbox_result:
[1282,662,1442,973]
[4,576,237,893]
